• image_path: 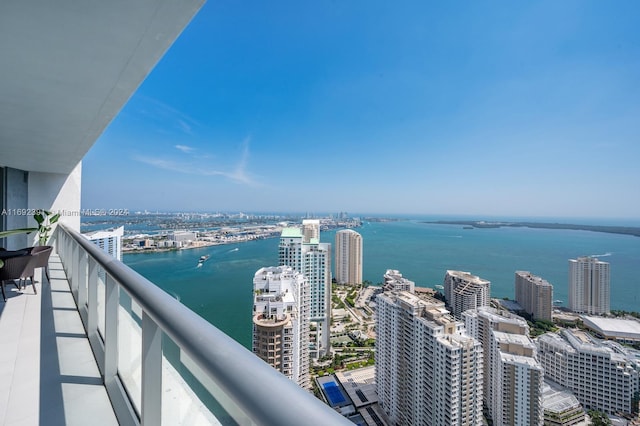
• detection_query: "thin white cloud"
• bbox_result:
[175,144,195,154]
[134,137,262,187]
[133,95,201,136]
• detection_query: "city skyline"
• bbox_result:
[82,1,640,219]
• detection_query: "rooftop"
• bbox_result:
[281,227,303,238]
[542,380,583,414]
[582,316,640,340]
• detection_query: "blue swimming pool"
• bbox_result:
[323,382,346,406]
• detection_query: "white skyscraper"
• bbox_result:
[568,256,610,314]
[83,226,124,260]
[252,266,310,388]
[463,307,544,426]
[279,221,331,357]
[444,270,490,318]
[334,229,362,285]
[376,291,483,426]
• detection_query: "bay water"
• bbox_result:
[123,219,640,349]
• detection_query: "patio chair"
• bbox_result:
[0,253,32,302]
[21,245,53,294]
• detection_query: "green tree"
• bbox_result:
[588,410,612,426]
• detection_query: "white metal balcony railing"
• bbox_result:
[54,224,351,426]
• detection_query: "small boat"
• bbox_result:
[553,300,563,305]
[197,254,210,268]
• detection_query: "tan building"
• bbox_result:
[463,307,544,426]
[376,291,483,425]
[515,271,553,321]
[335,229,363,285]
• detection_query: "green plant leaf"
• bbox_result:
[0,228,38,238]
[34,213,45,224]
[49,213,61,224]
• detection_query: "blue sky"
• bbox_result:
[82,1,640,219]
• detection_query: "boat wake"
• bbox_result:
[589,252,613,258]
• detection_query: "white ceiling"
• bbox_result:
[0,0,205,174]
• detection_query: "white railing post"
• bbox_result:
[78,251,88,324]
[71,241,80,298]
[87,257,104,373]
[104,274,118,384]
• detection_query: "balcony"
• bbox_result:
[1,224,351,425]
[0,2,352,424]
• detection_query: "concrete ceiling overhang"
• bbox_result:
[0,0,205,174]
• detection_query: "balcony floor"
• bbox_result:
[0,254,118,425]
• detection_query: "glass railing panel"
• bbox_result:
[160,334,236,426]
[118,287,143,416]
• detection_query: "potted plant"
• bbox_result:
[0,210,60,268]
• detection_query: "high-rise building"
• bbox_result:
[383,269,415,293]
[252,266,310,388]
[568,256,610,315]
[83,226,124,260]
[515,271,553,321]
[334,229,362,285]
[279,222,331,357]
[537,329,640,415]
[443,270,490,318]
[463,307,544,426]
[376,291,483,426]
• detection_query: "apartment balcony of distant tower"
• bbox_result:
[0,2,351,425]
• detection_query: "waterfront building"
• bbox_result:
[382,269,415,293]
[463,307,543,426]
[443,270,490,318]
[169,230,197,244]
[536,329,640,415]
[279,224,331,357]
[83,226,124,261]
[581,315,640,345]
[376,291,483,425]
[334,229,363,285]
[568,256,610,315]
[252,266,310,388]
[515,271,553,321]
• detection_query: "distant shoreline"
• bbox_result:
[424,220,640,238]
